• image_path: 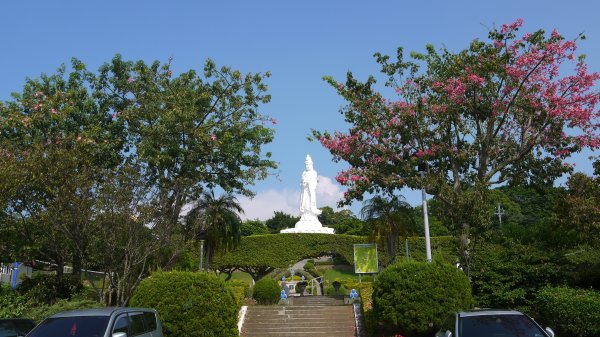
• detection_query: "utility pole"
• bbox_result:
[495,203,505,226]
[418,165,432,263]
[198,240,205,272]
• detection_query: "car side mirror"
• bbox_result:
[444,330,453,337]
[112,332,127,337]
[545,327,555,337]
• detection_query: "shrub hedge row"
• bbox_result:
[213,234,458,280]
[535,286,600,337]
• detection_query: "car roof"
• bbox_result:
[458,309,524,317]
[49,307,156,318]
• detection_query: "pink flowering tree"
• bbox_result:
[314,20,600,272]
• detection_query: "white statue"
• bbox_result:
[281,154,334,234]
[300,155,322,218]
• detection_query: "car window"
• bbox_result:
[13,320,36,334]
[0,321,16,337]
[143,312,157,331]
[113,315,130,334]
[460,314,547,337]
[129,313,146,336]
[28,316,110,337]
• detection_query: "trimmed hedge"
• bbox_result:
[252,277,280,305]
[535,286,600,337]
[372,261,473,337]
[213,234,458,280]
[130,271,238,337]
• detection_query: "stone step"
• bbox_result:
[246,306,352,313]
[243,332,354,337]
[242,327,355,335]
[241,297,357,337]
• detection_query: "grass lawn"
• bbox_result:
[219,270,254,285]
[321,265,374,283]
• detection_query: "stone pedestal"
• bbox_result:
[280,213,335,234]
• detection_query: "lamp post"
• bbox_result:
[198,239,205,272]
[418,165,432,263]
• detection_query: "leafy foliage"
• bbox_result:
[130,271,238,337]
[361,195,416,262]
[314,20,600,275]
[226,280,250,308]
[252,277,280,305]
[470,241,564,311]
[265,211,299,233]
[25,299,101,323]
[240,219,269,236]
[17,273,82,305]
[0,290,28,318]
[184,191,243,268]
[535,286,600,337]
[372,261,473,337]
[212,234,368,280]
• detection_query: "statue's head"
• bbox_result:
[305,154,313,170]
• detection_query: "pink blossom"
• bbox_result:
[271,118,278,125]
[467,74,485,87]
[210,134,217,141]
[127,77,135,83]
[51,108,57,114]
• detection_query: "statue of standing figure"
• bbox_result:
[300,154,322,219]
[280,154,334,234]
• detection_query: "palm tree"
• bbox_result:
[360,195,416,263]
[185,190,243,270]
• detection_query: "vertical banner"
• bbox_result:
[11,261,20,289]
[353,244,379,274]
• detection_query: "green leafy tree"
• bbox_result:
[240,219,269,236]
[185,191,243,269]
[265,211,299,233]
[315,20,600,275]
[0,60,125,279]
[554,171,600,248]
[318,206,366,235]
[97,56,277,232]
[360,195,416,263]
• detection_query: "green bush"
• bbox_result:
[25,299,101,323]
[372,261,472,337]
[226,280,250,308]
[535,286,600,337]
[130,271,238,337]
[325,284,348,296]
[17,274,82,305]
[470,241,564,311]
[252,277,280,304]
[0,290,28,318]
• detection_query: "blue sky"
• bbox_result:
[1,1,599,219]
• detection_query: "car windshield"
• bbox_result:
[460,314,546,337]
[27,316,109,337]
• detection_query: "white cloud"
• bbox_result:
[238,175,346,221]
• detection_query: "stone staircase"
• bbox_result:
[241,296,356,337]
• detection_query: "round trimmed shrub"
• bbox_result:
[130,271,238,337]
[252,277,280,304]
[372,260,473,337]
[535,286,600,337]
